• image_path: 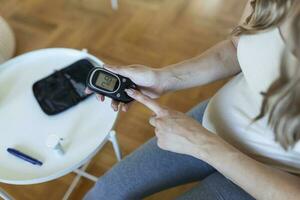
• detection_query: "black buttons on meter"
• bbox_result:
[86,67,138,103]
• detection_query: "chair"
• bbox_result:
[0,16,15,200]
[0,16,15,64]
[0,188,14,200]
[111,0,118,10]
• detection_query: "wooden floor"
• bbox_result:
[0,0,246,199]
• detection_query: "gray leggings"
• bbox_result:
[84,100,255,200]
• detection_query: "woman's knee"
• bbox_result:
[84,138,161,200]
[84,136,214,200]
[176,172,254,200]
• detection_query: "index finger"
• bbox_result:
[125,89,166,116]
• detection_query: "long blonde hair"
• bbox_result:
[233,0,300,150]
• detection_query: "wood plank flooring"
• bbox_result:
[0,0,246,199]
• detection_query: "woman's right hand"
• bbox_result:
[85,64,168,112]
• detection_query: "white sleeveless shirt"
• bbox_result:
[202,28,300,174]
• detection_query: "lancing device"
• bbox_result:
[7,148,43,166]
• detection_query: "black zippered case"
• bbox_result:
[32,59,94,115]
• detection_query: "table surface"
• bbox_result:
[0,48,118,185]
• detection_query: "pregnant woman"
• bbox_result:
[85,0,300,199]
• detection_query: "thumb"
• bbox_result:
[104,64,130,77]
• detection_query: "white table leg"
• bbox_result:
[108,130,122,162]
[73,169,98,182]
[63,160,97,200]
[63,130,121,199]
[0,188,14,200]
[111,0,118,10]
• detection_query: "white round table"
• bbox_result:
[0,48,120,199]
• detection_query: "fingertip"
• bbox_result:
[100,95,105,102]
[111,100,119,112]
[149,116,156,126]
[122,104,128,112]
[111,104,118,112]
[85,87,93,94]
[125,89,163,115]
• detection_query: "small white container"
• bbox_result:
[46,134,65,156]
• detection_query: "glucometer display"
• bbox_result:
[87,67,138,103]
[95,73,118,91]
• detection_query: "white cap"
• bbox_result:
[46,134,65,155]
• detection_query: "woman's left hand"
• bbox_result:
[125,89,221,159]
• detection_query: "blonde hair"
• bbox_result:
[233,0,293,35]
[233,0,300,150]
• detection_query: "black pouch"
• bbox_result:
[32,59,94,115]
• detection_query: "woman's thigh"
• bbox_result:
[84,100,214,200]
[176,172,255,200]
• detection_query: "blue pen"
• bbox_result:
[7,148,43,166]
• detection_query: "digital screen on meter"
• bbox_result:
[95,72,118,91]
[87,67,138,103]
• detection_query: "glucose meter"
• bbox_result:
[86,67,137,103]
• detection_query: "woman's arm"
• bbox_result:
[160,39,240,92]
[92,39,241,111]
[195,136,300,200]
[91,1,252,112]
[160,0,253,92]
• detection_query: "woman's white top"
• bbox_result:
[202,28,300,174]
